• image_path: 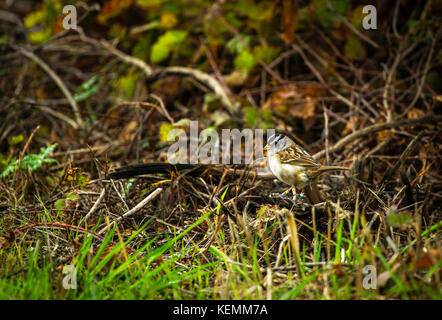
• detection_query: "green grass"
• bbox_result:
[0,210,218,299]
[0,166,440,300]
[1,204,439,299]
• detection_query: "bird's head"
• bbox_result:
[264,133,292,155]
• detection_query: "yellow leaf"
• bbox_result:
[159,122,174,142]
[160,13,178,28]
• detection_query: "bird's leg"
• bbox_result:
[298,191,305,201]
[281,186,295,198]
[271,186,304,200]
[289,187,306,202]
[269,186,290,198]
[290,187,298,200]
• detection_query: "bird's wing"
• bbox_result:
[277,146,320,167]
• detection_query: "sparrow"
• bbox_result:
[264,133,349,203]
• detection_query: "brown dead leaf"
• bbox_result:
[263,88,316,129]
[97,0,133,24]
[118,120,138,144]
[416,249,441,268]
[419,143,435,161]
[52,16,65,35]
[407,108,425,119]
[250,205,289,229]
[153,76,182,104]
[0,236,9,250]
[288,96,315,120]
[36,87,47,100]
[262,87,299,111]
[302,86,327,98]
[376,129,394,143]
[332,263,346,277]
[342,116,364,135]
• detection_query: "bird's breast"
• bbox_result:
[268,155,310,188]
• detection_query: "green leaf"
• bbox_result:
[136,0,167,6]
[345,34,366,60]
[261,109,274,128]
[315,4,335,28]
[40,143,58,158]
[108,24,128,39]
[55,198,64,212]
[150,30,188,63]
[331,0,348,15]
[226,35,250,54]
[54,192,79,213]
[74,76,101,102]
[349,5,365,30]
[24,9,46,28]
[0,34,8,44]
[408,20,420,32]
[126,178,135,194]
[0,160,16,178]
[253,45,280,64]
[387,212,412,227]
[115,72,140,99]
[314,0,346,28]
[248,1,274,21]
[244,106,259,127]
[24,1,61,44]
[28,27,52,44]
[8,134,24,145]
[0,143,58,178]
[151,43,170,64]
[234,49,256,72]
[133,33,155,61]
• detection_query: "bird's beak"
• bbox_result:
[263,145,270,151]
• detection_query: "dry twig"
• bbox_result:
[11,45,84,129]
[98,187,163,234]
[313,115,441,160]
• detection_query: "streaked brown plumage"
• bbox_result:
[264,133,348,203]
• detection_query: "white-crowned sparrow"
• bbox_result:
[264,133,348,200]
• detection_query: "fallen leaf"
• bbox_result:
[407,108,424,119]
[342,116,364,135]
[416,249,441,268]
[97,0,133,24]
[119,120,138,144]
[263,88,317,129]
[159,122,174,142]
[288,96,315,120]
[376,129,394,143]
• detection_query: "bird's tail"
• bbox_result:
[106,163,201,179]
[317,165,349,173]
